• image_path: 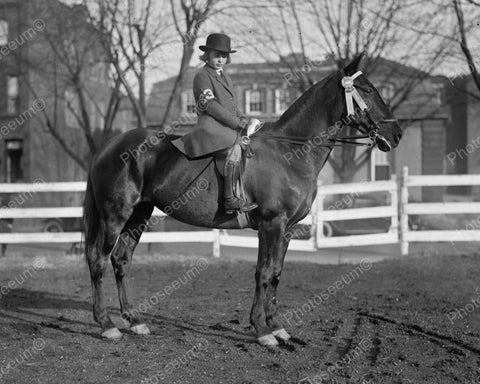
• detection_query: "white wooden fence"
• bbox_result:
[0,181,314,257]
[399,167,480,255]
[0,167,478,257]
[315,179,398,248]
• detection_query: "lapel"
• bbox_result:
[205,65,234,97]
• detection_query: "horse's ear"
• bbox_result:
[344,52,365,75]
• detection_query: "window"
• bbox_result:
[432,83,444,106]
[181,90,196,115]
[371,148,390,181]
[0,20,8,46]
[7,76,18,115]
[245,89,265,115]
[5,139,23,182]
[274,88,299,115]
[377,83,395,103]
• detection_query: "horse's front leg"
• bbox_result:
[265,236,291,343]
[250,216,287,346]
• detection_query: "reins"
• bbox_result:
[251,126,373,147]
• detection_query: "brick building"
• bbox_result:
[446,75,480,196]
[0,0,134,231]
[0,0,133,185]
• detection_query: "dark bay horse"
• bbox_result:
[83,54,402,345]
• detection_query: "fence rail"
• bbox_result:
[315,178,399,249]
[0,167,479,257]
[399,167,480,254]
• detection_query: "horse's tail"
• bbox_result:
[83,170,101,262]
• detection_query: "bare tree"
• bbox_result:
[84,0,173,129]
[231,0,455,181]
[22,1,126,170]
[159,0,220,128]
[19,0,223,174]
[452,0,480,98]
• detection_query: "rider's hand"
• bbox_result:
[246,118,262,136]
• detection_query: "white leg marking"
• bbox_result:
[101,328,122,340]
[272,328,291,341]
[257,334,280,346]
[131,323,151,335]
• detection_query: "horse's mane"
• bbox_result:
[275,72,338,127]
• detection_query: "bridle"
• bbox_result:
[340,70,397,150]
[247,70,397,149]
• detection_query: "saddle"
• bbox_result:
[171,119,263,222]
[173,119,262,170]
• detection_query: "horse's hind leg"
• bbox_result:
[111,202,153,335]
[86,216,125,340]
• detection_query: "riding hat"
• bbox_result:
[199,33,236,53]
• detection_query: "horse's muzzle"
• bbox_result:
[376,134,392,152]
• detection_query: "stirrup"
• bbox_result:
[225,197,258,215]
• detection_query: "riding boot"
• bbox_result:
[224,160,258,214]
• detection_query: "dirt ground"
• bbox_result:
[1,250,480,384]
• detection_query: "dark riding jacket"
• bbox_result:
[172,65,246,158]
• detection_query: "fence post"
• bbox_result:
[390,174,399,236]
[400,166,409,255]
[310,197,317,250]
[315,180,325,247]
[212,229,220,258]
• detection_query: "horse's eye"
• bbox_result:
[365,87,373,94]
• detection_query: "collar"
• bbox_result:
[204,64,233,95]
[205,64,224,77]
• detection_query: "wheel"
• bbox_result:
[323,222,333,237]
[43,219,64,232]
[69,242,84,255]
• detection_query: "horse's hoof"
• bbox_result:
[272,328,291,342]
[131,323,150,335]
[101,327,122,340]
[257,334,279,346]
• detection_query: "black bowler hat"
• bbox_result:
[199,33,236,53]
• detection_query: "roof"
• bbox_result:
[150,54,439,92]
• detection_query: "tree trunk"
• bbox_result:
[160,43,194,129]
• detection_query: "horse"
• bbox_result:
[83,53,402,346]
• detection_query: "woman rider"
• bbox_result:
[173,33,257,214]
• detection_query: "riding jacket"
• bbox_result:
[172,65,246,158]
